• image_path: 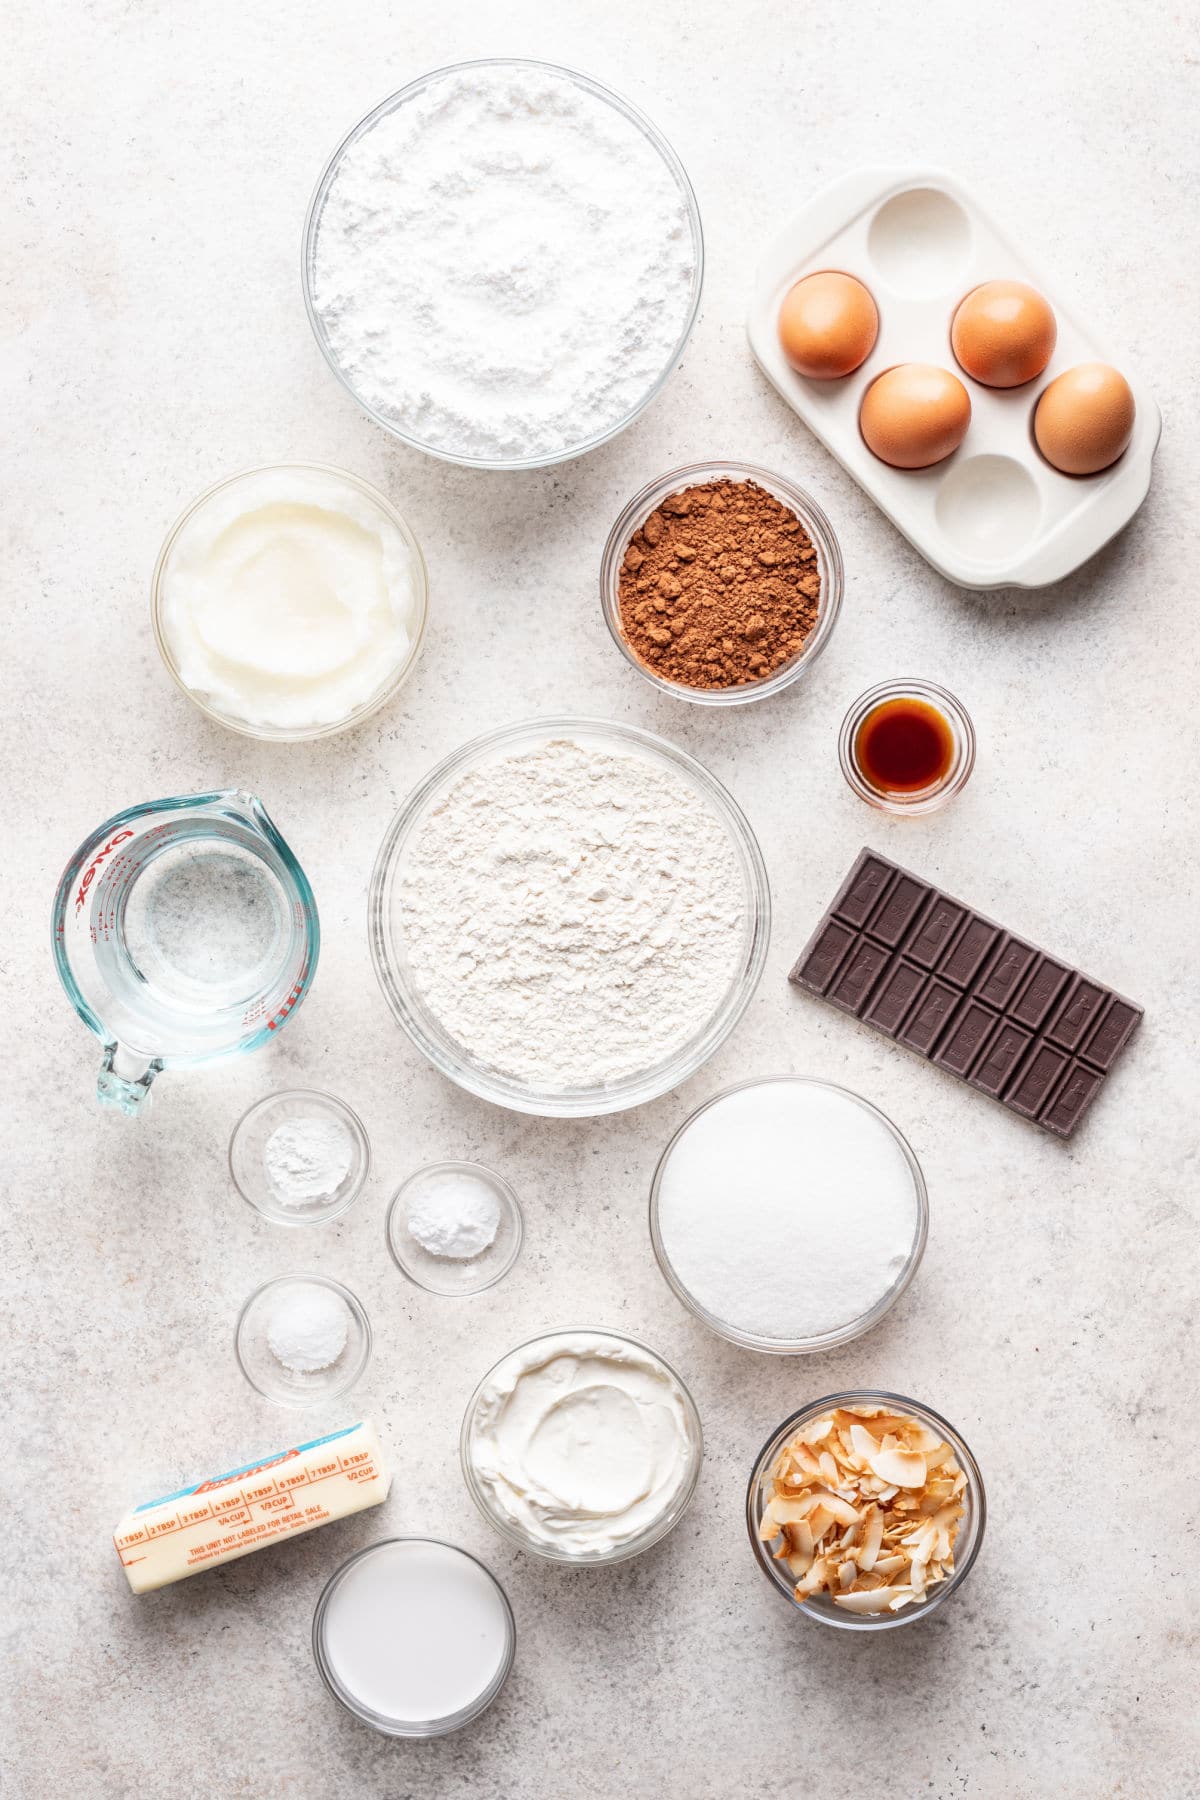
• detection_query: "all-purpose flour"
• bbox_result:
[309,64,698,461]
[397,737,746,1089]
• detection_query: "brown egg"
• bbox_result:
[1033,362,1136,474]
[859,364,972,469]
[951,280,1057,387]
[778,271,879,379]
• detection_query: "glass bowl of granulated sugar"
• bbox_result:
[369,718,770,1118]
[650,1077,929,1353]
[302,59,704,469]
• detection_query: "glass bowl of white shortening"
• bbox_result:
[151,463,428,742]
[302,59,704,470]
[368,717,770,1118]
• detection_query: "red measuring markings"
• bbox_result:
[260,952,313,1032]
[74,830,134,912]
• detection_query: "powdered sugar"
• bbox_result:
[397,737,746,1090]
[309,63,698,462]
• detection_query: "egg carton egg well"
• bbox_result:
[746,167,1161,590]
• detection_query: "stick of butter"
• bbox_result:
[113,1420,390,1594]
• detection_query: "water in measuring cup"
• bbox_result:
[100,829,292,1019]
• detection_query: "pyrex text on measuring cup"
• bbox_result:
[52,791,319,1114]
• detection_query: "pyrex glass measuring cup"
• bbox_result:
[52,791,319,1114]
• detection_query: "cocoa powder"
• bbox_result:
[615,478,821,690]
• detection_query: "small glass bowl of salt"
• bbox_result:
[236,1274,372,1407]
[230,1089,370,1225]
[386,1163,523,1297]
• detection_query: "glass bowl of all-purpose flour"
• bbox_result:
[369,719,770,1117]
[302,60,704,469]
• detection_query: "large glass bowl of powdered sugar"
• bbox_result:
[302,59,704,469]
[369,718,770,1117]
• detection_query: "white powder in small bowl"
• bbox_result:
[264,1116,356,1207]
[266,1285,351,1374]
[653,1079,923,1346]
[308,62,699,464]
[405,1170,502,1261]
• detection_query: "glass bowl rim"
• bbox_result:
[649,1075,929,1353]
[368,714,771,1118]
[234,1272,373,1408]
[385,1160,525,1296]
[228,1087,372,1225]
[745,1388,987,1630]
[599,460,845,707]
[311,1535,516,1736]
[150,462,430,743]
[300,56,705,471]
[838,677,977,814]
[459,1325,704,1564]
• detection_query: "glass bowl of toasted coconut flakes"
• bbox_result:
[746,1391,986,1630]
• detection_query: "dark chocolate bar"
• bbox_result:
[789,848,1143,1138]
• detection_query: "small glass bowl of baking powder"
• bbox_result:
[302,60,704,471]
[230,1090,371,1226]
[236,1275,372,1408]
[746,1392,986,1631]
[600,462,844,706]
[385,1162,524,1297]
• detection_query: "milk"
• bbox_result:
[319,1539,512,1729]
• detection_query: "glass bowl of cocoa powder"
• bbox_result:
[601,462,844,705]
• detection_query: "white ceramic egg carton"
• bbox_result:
[747,167,1161,590]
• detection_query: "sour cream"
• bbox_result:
[465,1331,701,1560]
[155,464,422,736]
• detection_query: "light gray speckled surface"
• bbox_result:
[4,2,1198,1795]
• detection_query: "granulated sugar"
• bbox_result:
[397,737,745,1090]
[654,1079,921,1343]
[309,63,697,462]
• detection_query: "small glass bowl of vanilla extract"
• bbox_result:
[839,679,976,815]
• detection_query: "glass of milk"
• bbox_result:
[312,1538,515,1736]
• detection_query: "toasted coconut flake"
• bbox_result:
[787,1520,815,1560]
[764,1405,967,1614]
[833,1585,907,1613]
[806,1489,856,1526]
[869,1446,928,1488]
[849,1423,881,1461]
[858,1507,884,1571]
[770,1496,819,1525]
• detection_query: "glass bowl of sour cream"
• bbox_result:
[151,463,428,741]
[460,1328,703,1564]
